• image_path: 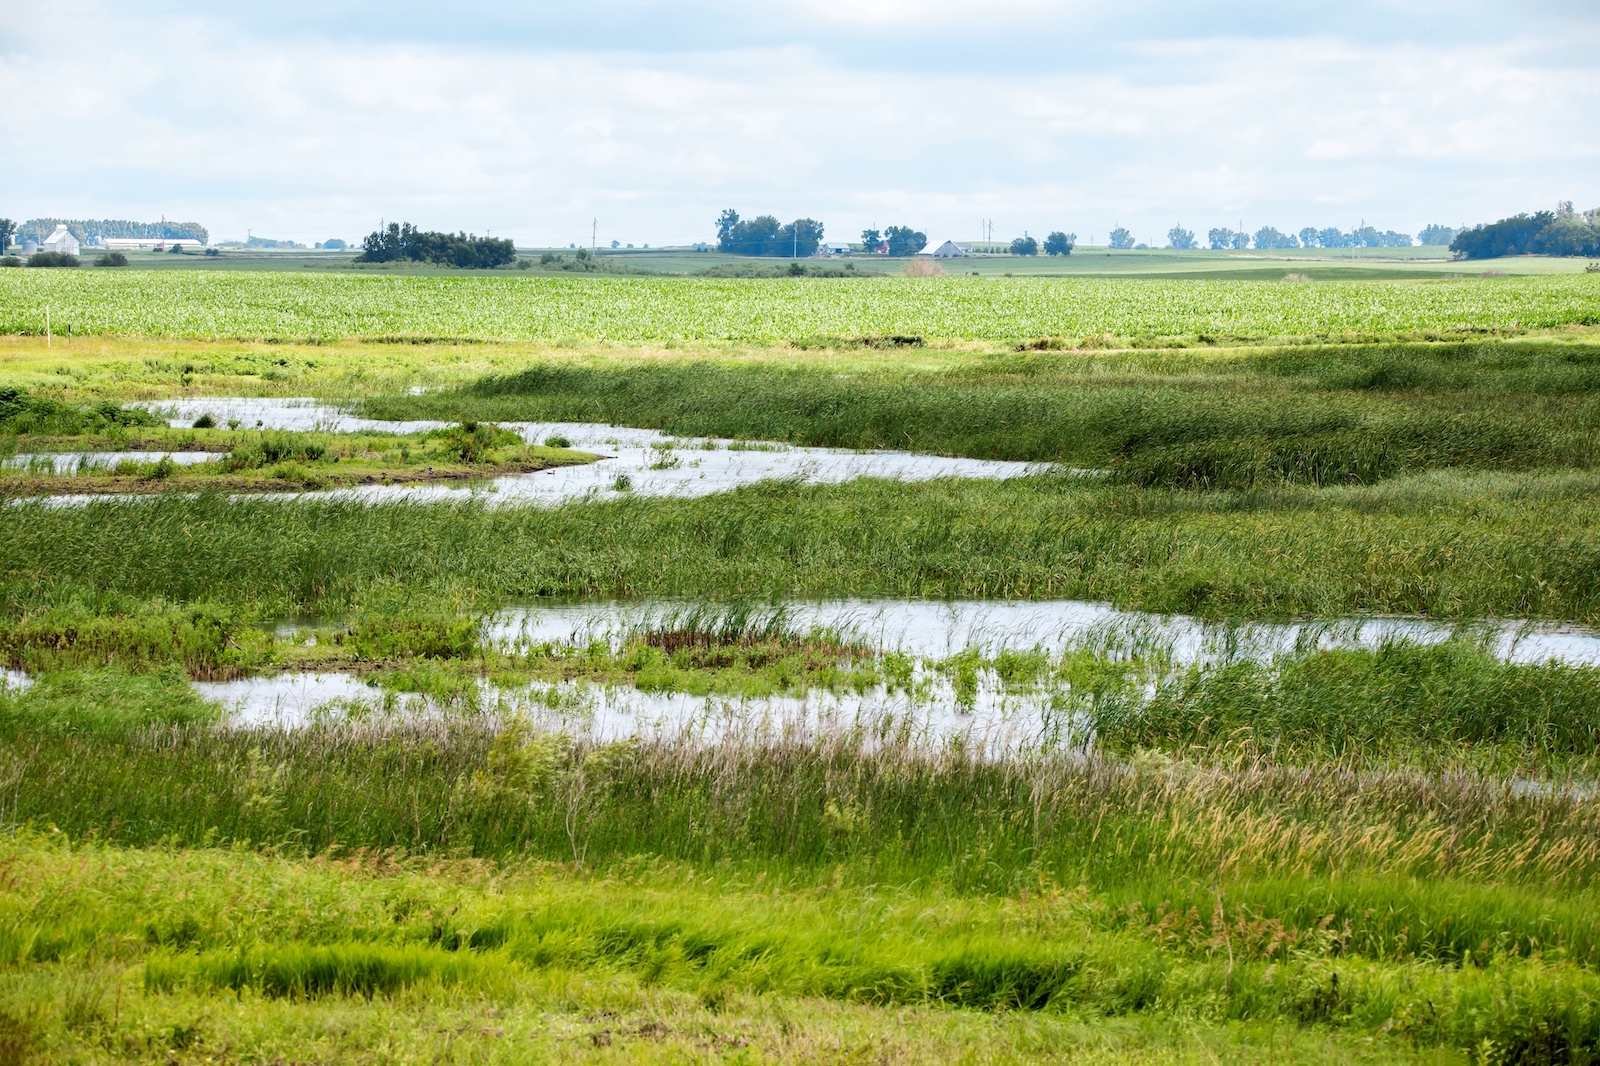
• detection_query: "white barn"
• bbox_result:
[40,224,80,256]
[918,240,968,258]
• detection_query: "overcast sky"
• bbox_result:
[3,1,1596,247]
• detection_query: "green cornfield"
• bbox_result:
[2,269,1598,341]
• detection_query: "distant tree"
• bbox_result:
[1043,231,1076,256]
[1107,227,1134,250]
[717,212,824,256]
[357,222,516,268]
[321,239,347,251]
[1445,207,1600,259]
[860,228,883,253]
[1450,212,1554,259]
[1317,227,1349,249]
[1167,226,1196,250]
[1534,213,1600,257]
[17,218,208,245]
[1010,235,1038,256]
[1299,227,1320,248]
[1378,230,1413,247]
[785,218,825,257]
[1207,227,1234,251]
[1351,226,1385,248]
[1253,226,1298,250]
[884,226,926,257]
[1417,224,1456,246]
[0,219,12,253]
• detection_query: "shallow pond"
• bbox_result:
[138,397,1048,504]
[487,597,1600,668]
[3,451,222,474]
[190,595,1600,748]
[192,665,1070,754]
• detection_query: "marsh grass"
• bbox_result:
[6,471,1600,622]
[7,762,1600,1061]
[3,832,1592,1063]
[364,339,1600,487]
[1096,639,1600,763]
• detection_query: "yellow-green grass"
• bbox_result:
[0,829,1587,1064]
[3,270,1598,344]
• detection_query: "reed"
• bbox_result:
[364,339,1600,486]
[6,470,1600,622]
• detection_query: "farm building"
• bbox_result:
[919,240,968,258]
[40,224,80,256]
[100,237,206,251]
[820,240,852,255]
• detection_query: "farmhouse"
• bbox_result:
[919,240,968,258]
[39,224,80,256]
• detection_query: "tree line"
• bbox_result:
[716,211,824,257]
[1162,224,1424,251]
[14,218,209,245]
[357,223,517,269]
[1449,204,1600,259]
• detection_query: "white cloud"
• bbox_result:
[1,2,1595,246]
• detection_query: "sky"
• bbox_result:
[2,1,1597,248]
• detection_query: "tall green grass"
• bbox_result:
[1096,640,1600,760]
[7,833,1599,1061]
[12,717,1600,963]
[365,340,1600,487]
[6,471,1600,622]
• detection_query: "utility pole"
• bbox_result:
[592,219,597,254]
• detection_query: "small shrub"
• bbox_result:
[544,434,572,448]
[26,252,79,268]
[95,252,129,267]
[192,414,216,429]
[0,256,19,267]
[905,258,945,277]
[437,421,506,463]
[612,473,632,492]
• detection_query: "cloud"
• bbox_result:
[1,1,1596,246]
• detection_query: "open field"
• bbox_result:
[37,242,1597,279]
[2,270,1598,343]
[5,280,1600,1061]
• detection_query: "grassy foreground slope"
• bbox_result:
[4,835,1504,1066]
[1,270,1597,342]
